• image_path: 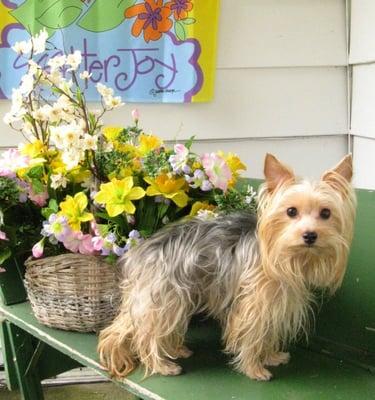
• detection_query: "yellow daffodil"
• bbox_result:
[108,166,133,180]
[95,177,145,216]
[19,140,46,158]
[219,151,246,188]
[189,201,217,216]
[69,167,92,184]
[103,126,123,142]
[138,134,162,155]
[114,142,140,156]
[59,192,93,231]
[145,174,188,208]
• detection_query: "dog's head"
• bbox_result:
[257,154,356,293]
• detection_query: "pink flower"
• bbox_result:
[28,188,49,207]
[0,149,29,176]
[63,232,95,255]
[169,144,189,173]
[32,239,44,258]
[201,153,232,192]
[0,231,8,241]
[0,267,6,273]
[92,236,104,251]
[131,108,140,122]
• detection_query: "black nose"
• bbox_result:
[303,231,317,245]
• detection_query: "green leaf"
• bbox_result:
[37,2,83,30]
[78,0,136,32]
[182,18,196,25]
[48,199,59,212]
[11,0,83,36]
[184,135,195,150]
[31,179,44,194]
[26,165,44,179]
[0,248,11,265]
[174,21,186,41]
[41,207,54,219]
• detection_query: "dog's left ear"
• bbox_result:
[321,155,353,187]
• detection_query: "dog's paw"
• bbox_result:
[177,345,194,359]
[265,352,290,367]
[157,361,183,376]
[246,365,273,381]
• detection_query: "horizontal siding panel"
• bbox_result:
[191,135,348,181]
[0,67,348,146]
[351,64,375,139]
[218,0,347,68]
[106,67,348,140]
[349,0,375,64]
[353,136,375,190]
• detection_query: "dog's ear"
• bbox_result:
[264,153,295,192]
[321,155,353,189]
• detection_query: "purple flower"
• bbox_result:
[41,214,70,242]
[169,144,189,173]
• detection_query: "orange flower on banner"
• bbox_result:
[165,0,193,20]
[125,0,173,42]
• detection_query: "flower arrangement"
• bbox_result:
[0,29,256,268]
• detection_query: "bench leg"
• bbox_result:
[0,320,19,390]
[6,322,44,400]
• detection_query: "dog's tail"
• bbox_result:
[97,311,137,378]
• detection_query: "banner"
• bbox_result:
[0,0,219,102]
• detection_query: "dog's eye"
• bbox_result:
[286,207,298,217]
[320,208,331,220]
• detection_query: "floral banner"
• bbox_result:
[0,0,220,103]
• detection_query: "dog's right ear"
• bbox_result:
[264,153,295,192]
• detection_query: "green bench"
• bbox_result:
[0,186,374,400]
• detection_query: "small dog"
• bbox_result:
[98,154,356,381]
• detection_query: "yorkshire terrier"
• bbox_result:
[98,153,356,381]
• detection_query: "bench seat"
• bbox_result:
[1,301,374,400]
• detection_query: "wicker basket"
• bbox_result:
[24,253,121,332]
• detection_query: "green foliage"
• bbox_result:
[79,0,136,32]
[142,149,171,178]
[215,186,257,214]
[0,177,21,206]
[11,0,84,36]
[174,21,187,41]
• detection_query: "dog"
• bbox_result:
[98,153,356,381]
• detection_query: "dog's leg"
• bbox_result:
[175,345,194,359]
[264,351,290,367]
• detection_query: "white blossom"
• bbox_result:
[96,83,113,98]
[66,50,82,71]
[50,173,68,189]
[82,134,98,151]
[31,28,48,55]
[79,70,92,80]
[104,95,123,109]
[47,55,66,71]
[12,40,32,55]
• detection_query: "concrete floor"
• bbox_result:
[0,382,136,399]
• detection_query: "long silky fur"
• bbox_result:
[98,171,356,380]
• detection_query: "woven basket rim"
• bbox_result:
[25,253,112,268]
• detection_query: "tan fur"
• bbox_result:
[98,154,356,381]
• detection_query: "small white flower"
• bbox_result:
[32,108,48,121]
[96,83,113,98]
[82,134,98,151]
[31,28,48,55]
[66,50,82,71]
[12,40,32,55]
[48,69,64,86]
[79,70,92,80]
[19,73,34,96]
[197,210,218,220]
[104,95,123,109]
[62,150,83,170]
[47,55,66,71]
[3,112,17,125]
[50,173,68,190]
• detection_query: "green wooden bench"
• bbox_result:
[0,186,374,400]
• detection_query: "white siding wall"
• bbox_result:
[0,0,349,180]
[350,0,375,189]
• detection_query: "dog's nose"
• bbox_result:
[303,231,317,245]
